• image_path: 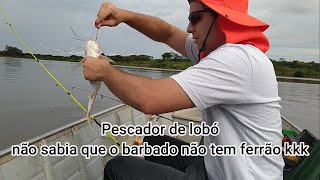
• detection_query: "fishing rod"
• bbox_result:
[0,5,120,147]
[1,5,177,148]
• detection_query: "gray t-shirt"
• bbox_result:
[171,35,284,180]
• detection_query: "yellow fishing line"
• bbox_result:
[0,5,120,147]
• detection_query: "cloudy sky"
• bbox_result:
[0,0,319,62]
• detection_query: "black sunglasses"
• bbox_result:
[188,9,211,25]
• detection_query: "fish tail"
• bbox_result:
[87,91,95,128]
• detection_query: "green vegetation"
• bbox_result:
[0,45,82,62]
[271,59,320,79]
[110,54,192,70]
[1,45,319,79]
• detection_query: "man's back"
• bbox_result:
[171,41,285,180]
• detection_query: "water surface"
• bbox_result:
[0,57,319,151]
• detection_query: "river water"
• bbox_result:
[0,57,319,151]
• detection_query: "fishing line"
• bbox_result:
[70,25,108,59]
[1,5,182,147]
[0,5,120,147]
[67,85,122,103]
[67,85,180,123]
[40,42,84,54]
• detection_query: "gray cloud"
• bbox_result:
[0,0,319,62]
[250,0,319,15]
[249,0,319,61]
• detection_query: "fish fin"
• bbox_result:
[87,82,101,130]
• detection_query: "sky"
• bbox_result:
[0,0,319,62]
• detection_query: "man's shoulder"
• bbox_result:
[210,43,265,56]
[204,43,270,65]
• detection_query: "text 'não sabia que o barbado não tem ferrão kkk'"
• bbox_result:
[11,122,309,159]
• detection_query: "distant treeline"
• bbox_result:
[1,45,319,79]
[0,45,82,62]
[271,59,320,79]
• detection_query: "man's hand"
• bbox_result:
[95,2,127,28]
[83,56,110,81]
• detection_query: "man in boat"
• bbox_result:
[83,0,284,179]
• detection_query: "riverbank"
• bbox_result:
[1,51,319,80]
[116,65,320,84]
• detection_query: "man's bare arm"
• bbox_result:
[101,65,194,114]
[96,3,189,57]
[122,10,189,56]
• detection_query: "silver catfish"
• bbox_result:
[84,40,114,127]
